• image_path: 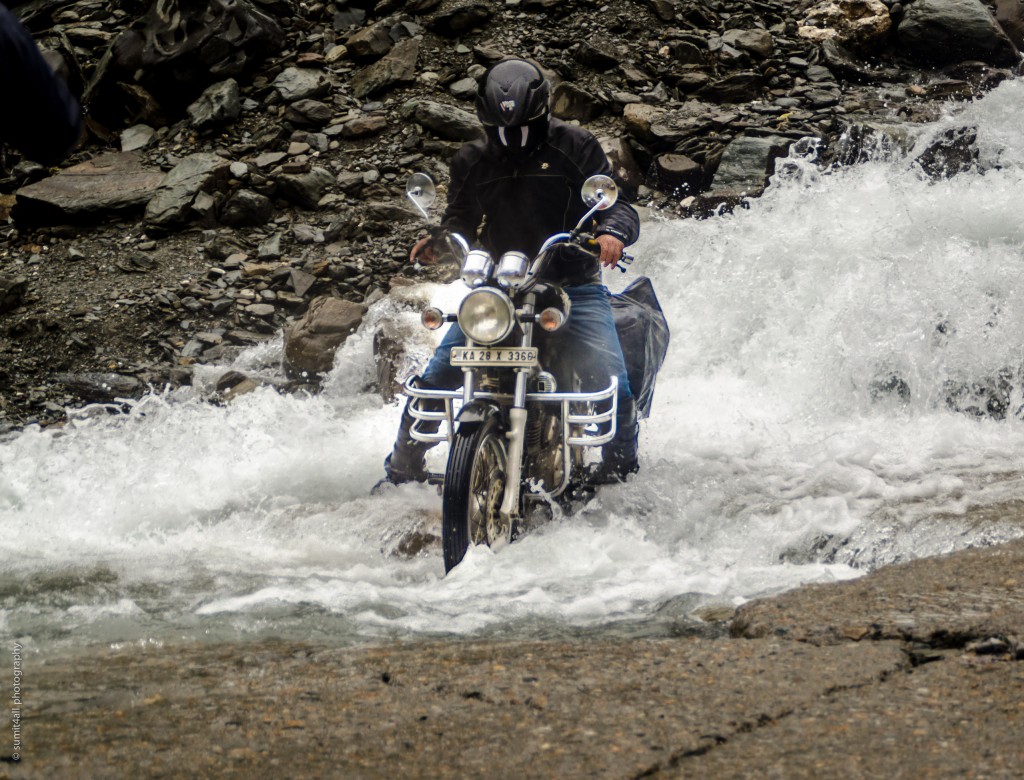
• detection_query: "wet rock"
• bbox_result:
[14,153,165,224]
[656,153,703,196]
[145,154,232,229]
[897,0,1020,66]
[187,79,241,130]
[405,99,484,141]
[276,168,334,209]
[709,134,794,197]
[352,38,420,98]
[215,370,260,400]
[915,127,979,178]
[55,372,143,403]
[283,296,367,379]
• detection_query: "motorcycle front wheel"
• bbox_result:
[442,414,512,573]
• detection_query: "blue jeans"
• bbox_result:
[422,283,634,409]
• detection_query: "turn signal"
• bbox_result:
[421,307,444,330]
[538,307,565,332]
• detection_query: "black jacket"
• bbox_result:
[0,2,81,166]
[442,118,641,286]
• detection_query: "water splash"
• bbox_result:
[5,82,1024,655]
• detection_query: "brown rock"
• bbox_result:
[283,296,367,379]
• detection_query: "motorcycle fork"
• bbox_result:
[498,296,536,526]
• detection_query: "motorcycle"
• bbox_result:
[402,173,667,573]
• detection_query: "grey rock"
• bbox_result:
[656,153,703,195]
[697,71,764,102]
[709,134,794,197]
[551,82,605,123]
[352,38,419,98]
[449,77,479,100]
[283,296,367,378]
[120,124,156,152]
[405,99,484,141]
[15,152,165,223]
[145,154,231,229]
[276,167,334,209]
[55,372,142,402]
[220,189,273,227]
[346,20,396,61]
[258,233,282,260]
[428,3,493,36]
[0,275,27,313]
[285,99,333,127]
[272,67,331,102]
[721,29,774,58]
[599,136,645,196]
[898,0,1020,66]
[187,78,241,130]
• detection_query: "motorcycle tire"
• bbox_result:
[442,414,513,573]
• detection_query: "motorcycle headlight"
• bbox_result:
[496,251,530,291]
[458,288,515,345]
[461,249,493,288]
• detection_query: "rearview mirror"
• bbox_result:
[581,175,618,211]
[406,173,437,219]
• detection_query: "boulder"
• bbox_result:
[145,154,231,229]
[14,152,165,224]
[708,135,794,197]
[995,0,1024,48]
[655,153,703,195]
[346,20,396,62]
[897,0,1020,66]
[798,0,892,51]
[283,296,367,379]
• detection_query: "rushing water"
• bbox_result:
[6,82,1024,656]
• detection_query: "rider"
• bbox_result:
[380,57,641,487]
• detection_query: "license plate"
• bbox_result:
[450,346,538,367]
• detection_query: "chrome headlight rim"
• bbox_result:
[458,288,516,345]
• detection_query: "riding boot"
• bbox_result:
[593,398,640,484]
[373,387,444,492]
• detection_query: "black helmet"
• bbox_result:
[476,59,550,156]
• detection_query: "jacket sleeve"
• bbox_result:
[0,3,82,166]
[441,145,484,246]
[573,131,641,248]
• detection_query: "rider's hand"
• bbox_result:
[596,234,625,269]
[410,235,438,265]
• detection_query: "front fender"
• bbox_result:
[456,400,502,433]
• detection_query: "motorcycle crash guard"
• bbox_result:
[610,275,671,420]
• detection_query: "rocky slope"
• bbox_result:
[1,0,1022,429]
